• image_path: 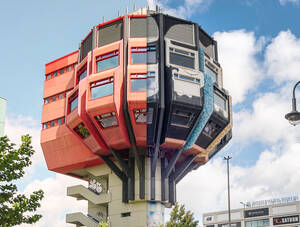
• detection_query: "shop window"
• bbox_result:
[67,66,72,72]
[91,77,114,99]
[95,112,118,128]
[169,47,195,69]
[131,47,147,64]
[52,96,56,102]
[173,73,200,84]
[134,109,147,123]
[245,219,269,227]
[46,74,51,80]
[69,95,78,112]
[60,68,64,75]
[44,98,50,104]
[214,93,227,110]
[170,109,194,128]
[96,50,119,72]
[53,71,58,77]
[73,123,90,139]
[50,120,55,127]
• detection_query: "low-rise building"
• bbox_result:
[204,198,300,227]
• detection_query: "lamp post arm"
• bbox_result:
[292,81,300,111]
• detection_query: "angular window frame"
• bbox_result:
[69,93,78,113]
[77,65,87,84]
[95,112,118,129]
[96,50,119,73]
[169,47,195,69]
[90,77,114,99]
[134,109,147,124]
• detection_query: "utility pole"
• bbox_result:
[224,156,232,227]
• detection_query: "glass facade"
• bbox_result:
[245,219,269,227]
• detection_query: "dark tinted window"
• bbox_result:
[95,112,118,128]
[170,52,194,69]
[170,110,194,128]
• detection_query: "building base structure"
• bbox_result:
[66,157,165,227]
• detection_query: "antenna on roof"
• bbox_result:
[102,16,105,23]
[133,3,136,11]
[126,7,128,14]
[118,10,120,17]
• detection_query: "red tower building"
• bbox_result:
[41,8,232,226]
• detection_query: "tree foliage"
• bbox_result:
[166,203,199,227]
[0,135,44,226]
[99,221,108,227]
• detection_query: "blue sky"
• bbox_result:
[1,0,300,226]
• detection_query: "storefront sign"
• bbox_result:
[205,216,214,222]
[244,208,269,218]
[245,196,298,208]
[273,215,299,225]
[218,222,241,227]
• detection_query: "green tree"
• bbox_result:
[166,203,199,227]
[99,221,108,227]
[0,135,44,226]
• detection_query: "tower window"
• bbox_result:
[69,94,78,113]
[169,47,195,69]
[91,77,114,99]
[95,112,118,128]
[170,110,194,128]
[214,93,227,110]
[96,50,119,72]
[77,65,87,84]
[134,109,147,123]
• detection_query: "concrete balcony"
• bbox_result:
[66,212,99,227]
[67,184,110,205]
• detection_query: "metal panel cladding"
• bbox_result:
[81,31,93,60]
[0,97,7,136]
[98,20,123,47]
[130,17,147,37]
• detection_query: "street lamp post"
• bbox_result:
[285,81,300,126]
[224,156,232,227]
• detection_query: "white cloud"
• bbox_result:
[147,0,213,18]
[214,30,265,104]
[265,30,300,83]
[233,85,299,145]
[177,141,300,222]
[279,0,300,5]
[17,174,87,227]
